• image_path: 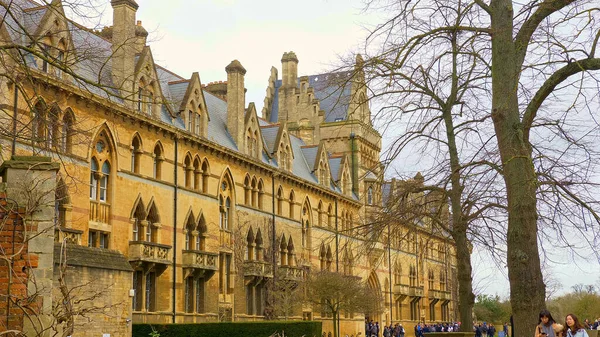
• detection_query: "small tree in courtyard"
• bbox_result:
[304,271,381,337]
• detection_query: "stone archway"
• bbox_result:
[366,271,383,326]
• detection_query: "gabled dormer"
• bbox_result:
[243,103,265,159]
[33,0,74,78]
[274,123,294,172]
[314,142,331,187]
[178,72,210,138]
[133,46,163,117]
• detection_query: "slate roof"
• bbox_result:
[268,72,353,123]
[300,146,319,171]
[329,156,343,181]
[2,0,356,200]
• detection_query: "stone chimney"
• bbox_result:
[281,51,299,88]
[134,20,148,54]
[226,60,246,147]
[111,0,139,105]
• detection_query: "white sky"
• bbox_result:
[88,0,599,298]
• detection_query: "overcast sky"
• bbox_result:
[88,0,599,298]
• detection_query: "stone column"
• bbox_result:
[0,156,59,336]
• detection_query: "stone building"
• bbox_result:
[0,0,457,336]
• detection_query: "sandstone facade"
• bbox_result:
[0,0,458,336]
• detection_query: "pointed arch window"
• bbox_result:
[32,100,47,144]
[188,111,193,132]
[195,113,200,135]
[428,270,435,290]
[409,265,417,287]
[439,270,446,291]
[153,144,163,179]
[279,235,288,266]
[393,262,402,285]
[89,158,99,200]
[48,105,60,149]
[257,179,264,210]
[244,175,251,206]
[147,91,153,115]
[276,187,283,216]
[246,129,253,156]
[251,177,257,207]
[137,88,143,112]
[185,212,195,250]
[146,202,160,243]
[287,237,295,266]
[99,162,110,202]
[193,157,201,190]
[367,186,373,205]
[131,199,146,242]
[219,178,233,230]
[280,149,288,171]
[56,39,66,78]
[317,201,323,227]
[246,228,255,260]
[201,159,210,193]
[197,215,206,251]
[184,155,193,188]
[288,191,295,219]
[253,131,259,158]
[39,37,51,73]
[89,131,113,224]
[131,135,142,174]
[61,110,74,153]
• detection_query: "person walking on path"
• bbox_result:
[535,309,564,337]
[565,314,589,337]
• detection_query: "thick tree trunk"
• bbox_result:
[453,221,474,330]
[490,0,546,334]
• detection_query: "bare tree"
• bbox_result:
[304,271,381,337]
[352,0,600,333]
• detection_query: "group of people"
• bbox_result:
[474,322,504,337]
[365,321,406,337]
[365,320,461,337]
[414,322,461,335]
[535,310,598,337]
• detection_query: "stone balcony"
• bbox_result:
[393,283,410,296]
[430,289,451,301]
[243,260,273,278]
[129,241,172,268]
[279,265,304,281]
[408,285,424,297]
[182,250,218,271]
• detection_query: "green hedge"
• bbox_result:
[133,321,322,337]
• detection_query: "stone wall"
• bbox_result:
[53,243,133,337]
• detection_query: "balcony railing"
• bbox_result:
[408,285,424,297]
[243,260,273,278]
[430,289,451,300]
[393,283,410,296]
[182,250,218,271]
[89,200,110,224]
[129,241,172,265]
[279,265,304,281]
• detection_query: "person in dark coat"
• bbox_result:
[475,324,483,337]
[488,324,496,337]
